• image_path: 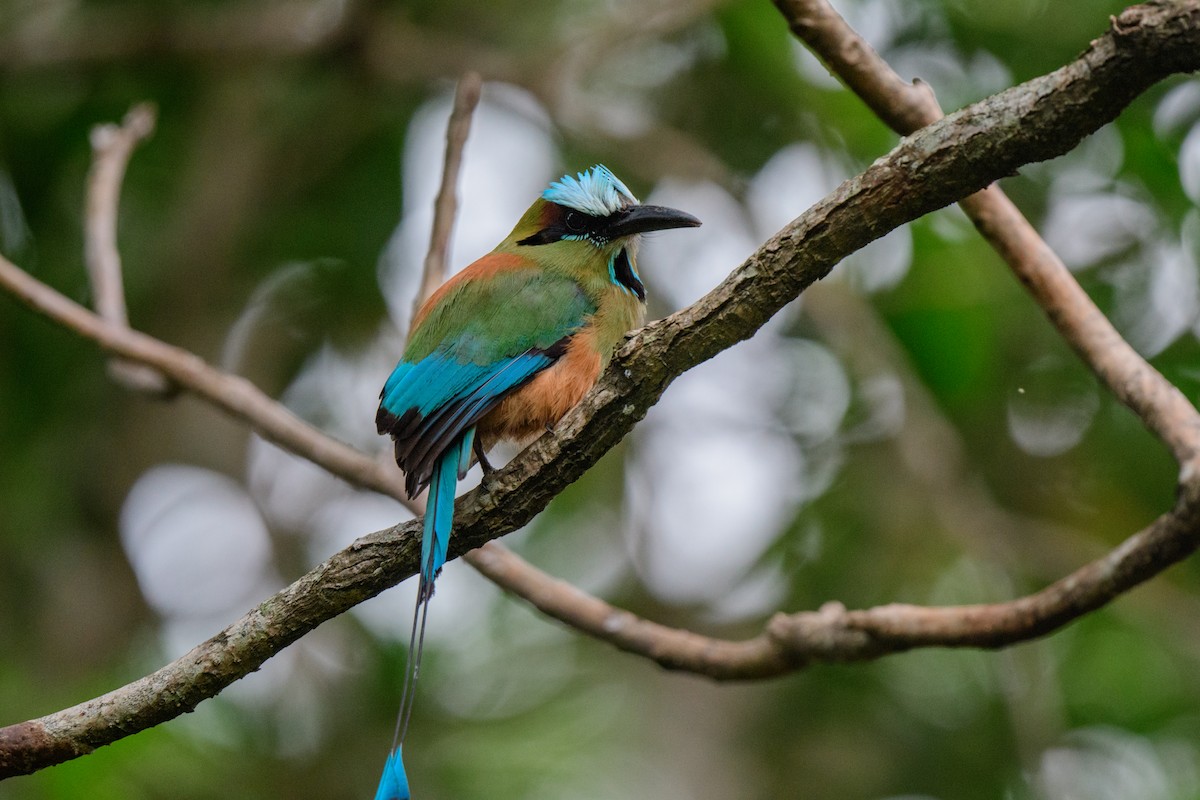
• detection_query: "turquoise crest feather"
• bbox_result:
[542,164,638,216]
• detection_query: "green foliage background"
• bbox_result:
[3,0,1200,798]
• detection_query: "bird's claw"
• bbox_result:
[474,437,497,476]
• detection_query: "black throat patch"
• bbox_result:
[612,248,645,301]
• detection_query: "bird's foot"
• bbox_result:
[474,437,497,476]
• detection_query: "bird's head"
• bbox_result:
[504,165,701,299]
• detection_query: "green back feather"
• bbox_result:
[406,266,597,364]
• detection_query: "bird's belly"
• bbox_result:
[478,330,602,447]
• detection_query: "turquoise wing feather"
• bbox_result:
[377,263,596,498]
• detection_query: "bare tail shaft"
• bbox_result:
[373,436,468,800]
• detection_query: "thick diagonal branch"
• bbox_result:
[2,0,1200,776]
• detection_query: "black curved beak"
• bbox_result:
[606,204,702,238]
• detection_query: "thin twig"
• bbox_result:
[85,104,152,327]
[413,72,483,317]
[3,0,1200,774]
[84,102,175,395]
[773,0,1200,471]
[466,542,789,678]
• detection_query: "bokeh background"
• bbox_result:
[3,0,1200,798]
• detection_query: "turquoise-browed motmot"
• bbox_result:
[373,164,700,799]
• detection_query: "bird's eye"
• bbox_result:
[564,211,586,233]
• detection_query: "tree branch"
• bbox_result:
[3,0,1200,775]
[466,542,791,678]
[83,102,176,395]
[0,254,410,506]
[472,481,1195,675]
[774,0,1200,470]
[413,72,483,318]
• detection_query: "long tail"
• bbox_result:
[373,432,472,800]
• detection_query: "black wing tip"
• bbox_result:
[379,340,572,501]
[377,405,431,498]
[378,406,421,437]
[376,405,398,436]
[398,438,430,499]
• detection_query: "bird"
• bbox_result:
[372,164,700,799]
